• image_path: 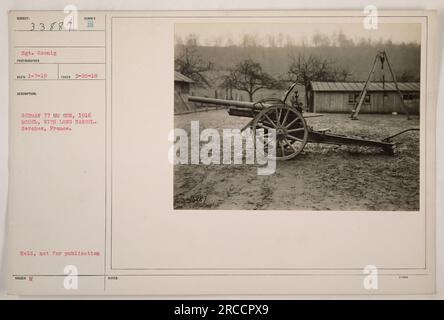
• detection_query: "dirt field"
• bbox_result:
[174,110,419,211]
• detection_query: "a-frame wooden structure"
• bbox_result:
[350,50,411,120]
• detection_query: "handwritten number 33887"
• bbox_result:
[30,22,65,31]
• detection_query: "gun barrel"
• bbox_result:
[188,96,267,109]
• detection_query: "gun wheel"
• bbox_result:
[252,103,308,160]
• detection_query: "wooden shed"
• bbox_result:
[307,81,420,114]
[174,71,194,94]
[174,71,195,114]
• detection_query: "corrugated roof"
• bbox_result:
[311,81,420,92]
[174,71,194,83]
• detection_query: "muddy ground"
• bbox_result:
[174,110,419,211]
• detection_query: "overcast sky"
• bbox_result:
[175,23,421,47]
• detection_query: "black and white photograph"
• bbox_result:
[173,22,421,211]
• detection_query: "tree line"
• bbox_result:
[176,46,352,104]
[174,38,420,104]
[175,31,418,49]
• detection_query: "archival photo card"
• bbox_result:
[7,10,436,295]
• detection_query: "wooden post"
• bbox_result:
[381,54,385,111]
[383,51,411,120]
[350,53,379,120]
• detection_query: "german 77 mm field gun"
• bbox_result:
[188,83,418,160]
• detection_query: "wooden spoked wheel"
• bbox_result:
[252,103,308,160]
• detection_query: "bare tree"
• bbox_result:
[223,59,277,102]
[277,32,284,47]
[288,53,351,107]
[185,34,199,46]
[333,66,352,82]
[174,34,184,46]
[219,73,234,100]
[174,47,214,86]
[335,31,355,47]
[396,70,419,82]
[242,34,258,48]
[312,33,331,47]
[285,34,295,48]
[267,34,277,48]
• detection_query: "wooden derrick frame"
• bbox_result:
[350,50,411,120]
